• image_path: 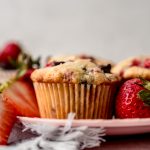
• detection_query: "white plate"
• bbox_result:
[18,117,150,136]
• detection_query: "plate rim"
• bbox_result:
[18,117,150,128]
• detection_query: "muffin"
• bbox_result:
[112,56,150,80]
[31,59,119,119]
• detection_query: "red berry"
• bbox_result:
[20,69,35,83]
[0,100,17,145]
[116,78,150,118]
[0,42,22,69]
[143,58,150,68]
[45,62,54,67]
[130,59,141,67]
[0,79,40,145]
[119,70,124,77]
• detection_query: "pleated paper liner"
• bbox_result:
[34,82,116,119]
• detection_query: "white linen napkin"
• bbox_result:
[0,113,105,150]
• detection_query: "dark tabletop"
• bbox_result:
[85,133,150,150]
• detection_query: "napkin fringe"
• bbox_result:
[0,113,105,150]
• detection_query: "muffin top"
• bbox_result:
[31,59,119,85]
[111,55,150,80]
[46,54,114,67]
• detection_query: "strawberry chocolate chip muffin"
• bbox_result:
[31,59,119,119]
[111,56,150,80]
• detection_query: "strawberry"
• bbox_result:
[130,58,150,68]
[130,59,141,67]
[0,99,17,145]
[0,42,22,69]
[0,73,40,145]
[0,43,41,145]
[19,68,35,84]
[116,78,150,118]
[143,58,150,68]
[2,80,39,117]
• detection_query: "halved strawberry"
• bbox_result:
[0,99,17,145]
[2,80,39,117]
[0,73,40,145]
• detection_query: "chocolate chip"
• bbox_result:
[82,67,87,72]
[80,80,87,84]
[53,61,65,66]
[100,64,111,73]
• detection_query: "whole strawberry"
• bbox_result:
[116,78,150,118]
[0,42,22,69]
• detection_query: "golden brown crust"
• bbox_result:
[111,57,135,75]
[31,59,119,85]
[123,67,150,80]
[111,55,150,80]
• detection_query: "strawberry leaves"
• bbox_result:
[138,78,150,106]
[10,52,41,71]
[0,51,41,93]
[139,90,150,106]
[139,77,150,90]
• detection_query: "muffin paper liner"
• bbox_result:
[34,82,116,119]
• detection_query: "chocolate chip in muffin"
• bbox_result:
[80,79,88,84]
[100,64,111,73]
[82,66,87,72]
